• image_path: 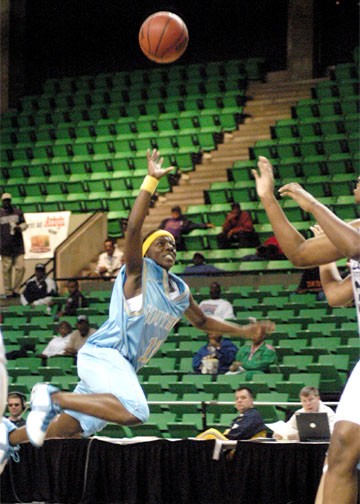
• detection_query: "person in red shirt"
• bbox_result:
[217,203,259,248]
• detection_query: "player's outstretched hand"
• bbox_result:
[146,149,174,180]
[250,319,276,337]
[252,156,276,199]
[278,182,318,212]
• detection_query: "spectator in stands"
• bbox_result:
[159,205,214,251]
[20,263,57,309]
[0,193,28,299]
[37,321,73,359]
[217,202,259,249]
[0,150,275,473]
[296,266,325,300]
[6,392,27,428]
[227,327,277,379]
[199,282,235,320]
[192,331,238,374]
[253,159,360,504]
[272,386,336,440]
[197,387,266,440]
[64,315,96,356]
[55,280,88,318]
[240,235,286,261]
[95,238,124,278]
[182,252,226,275]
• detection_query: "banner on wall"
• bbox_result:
[23,212,71,259]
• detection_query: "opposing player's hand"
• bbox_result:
[252,156,276,199]
[251,319,276,336]
[278,182,318,212]
[146,149,174,180]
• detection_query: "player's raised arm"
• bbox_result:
[123,149,173,298]
[252,156,359,267]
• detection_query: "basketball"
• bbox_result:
[138,11,189,64]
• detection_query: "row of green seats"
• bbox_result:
[312,78,359,100]
[2,113,237,148]
[272,112,359,139]
[18,81,247,113]
[292,95,359,119]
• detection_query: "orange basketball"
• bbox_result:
[139,11,189,64]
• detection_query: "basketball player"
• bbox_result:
[252,156,360,504]
[0,150,274,471]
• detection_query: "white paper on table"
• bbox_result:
[265,420,289,437]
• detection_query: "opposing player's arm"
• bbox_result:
[252,157,359,266]
[124,150,173,299]
[279,182,360,261]
[184,294,275,339]
[319,264,354,307]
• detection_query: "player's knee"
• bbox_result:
[328,421,360,470]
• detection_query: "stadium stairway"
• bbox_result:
[117,71,324,245]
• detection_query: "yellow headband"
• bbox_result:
[142,230,175,256]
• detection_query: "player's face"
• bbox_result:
[300,394,320,412]
[353,177,360,204]
[147,236,176,270]
[235,389,253,413]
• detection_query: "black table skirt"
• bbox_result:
[1,437,328,504]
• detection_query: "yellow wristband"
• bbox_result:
[140,175,158,195]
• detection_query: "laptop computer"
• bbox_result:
[296,413,331,442]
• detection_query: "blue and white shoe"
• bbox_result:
[26,383,62,448]
[0,417,20,474]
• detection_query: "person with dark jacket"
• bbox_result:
[0,193,28,298]
[217,202,259,249]
[192,332,238,374]
[20,263,57,307]
[159,206,214,251]
[56,280,88,318]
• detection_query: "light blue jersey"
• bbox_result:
[66,258,190,435]
[86,257,190,371]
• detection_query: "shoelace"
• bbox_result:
[0,442,20,464]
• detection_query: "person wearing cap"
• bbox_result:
[217,202,259,249]
[20,263,57,308]
[0,192,28,299]
[183,252,226,275]
[63,315,96,356]
[159,205,214,251]
[0,150,275,467]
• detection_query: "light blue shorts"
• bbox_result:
[65,344,149,437]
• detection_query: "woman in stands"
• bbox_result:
[252,157,360,504]
[0,150,274,472]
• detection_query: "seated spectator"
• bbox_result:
[272,386,336,440]
[197,387,266,440]
[192,332,238,374]
[6,392,27,428]
[20,263,57,309]
[54,280,88,318]
[95,238,124,278]
[159,206,214,251]
[296,267,325,300]
[64,315,96,356]
[198,282,235,320]
[241,235,286,261]
[37,320,73,359]
[227,327,277,379]
[182,252,226,275]
[217,203,259,249]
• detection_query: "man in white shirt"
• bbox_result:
[273,386,336,440]
[38,321,73,359]
[198,282,235,320]
[95,238,124,278]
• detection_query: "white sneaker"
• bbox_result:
[26,383,61,448]
[0,417,20,474]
